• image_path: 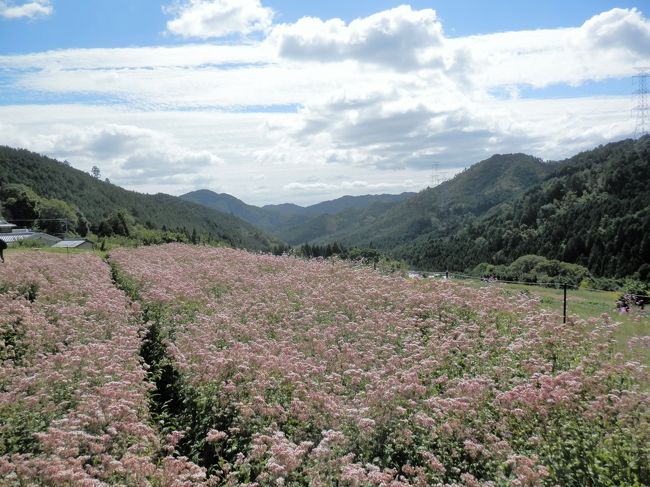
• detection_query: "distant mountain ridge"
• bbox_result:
[181,154,559,248]
[180,190,415,243]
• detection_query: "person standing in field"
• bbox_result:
[0,238,6,263]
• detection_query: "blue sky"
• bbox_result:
[0,1,648,204]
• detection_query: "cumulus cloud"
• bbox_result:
[288,89,514,170]
[453,7,650,89]
[4,7,649,109]
[283,78,636,174]
[0,0,51,19]
[122,147,222,178]
[270,5,445,70]
[165,0,274,39]
[579,7,650,56]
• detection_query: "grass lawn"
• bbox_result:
[461,278,649,365]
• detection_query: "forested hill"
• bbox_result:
[311,153,556,249]
[395,136,650,278]
[181,189,415,243]
[180,189,286,231]
[0,146,279,250]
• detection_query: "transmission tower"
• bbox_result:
[431,161,448,187]
[633,67,650,138]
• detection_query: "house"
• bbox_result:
[51,239,94,250]
[0,220,62,246]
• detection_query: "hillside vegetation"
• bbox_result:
[2,136,648,281]
[310,153,556,249]
[280,137,648,281]
[396,137,650,278]
[0,146,279,250]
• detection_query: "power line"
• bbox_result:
[6,218,68,221]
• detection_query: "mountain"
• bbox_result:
[0,146,279,251]
[276,199,414,245]
[311,153,556,250]
[395,136,650,278]
[288,193,416,217]
[261,203,307,218]
[180,189,415,242]
[180,189,287,230]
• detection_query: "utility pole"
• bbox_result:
[633,67,650,138]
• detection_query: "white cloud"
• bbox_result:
[1,121,223,188]
[0,95,635,205]
[0,7,648,204]
[284,179,420,192]
[0,0,51,19]
[453,8,650,89]
[165,0,274,39]
[0,44,274,70]
[12,62,379,108]
[270,5,446,70]
[284,181,337,191]
[580,7,650,56]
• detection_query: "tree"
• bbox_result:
[96,208,134,237]
[97,220,114,237]
[0,184,40,227]
[75,209,90,237]
[91,166,101,179]
[36,198,78,235]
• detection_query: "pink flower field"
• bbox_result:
[1,244,648,486]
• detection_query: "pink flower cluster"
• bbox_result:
[109,243,649,486]
[0,252,205,485]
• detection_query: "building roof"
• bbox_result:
[51,240,92,248]
[0,219,17,228]
[0,232,61,243]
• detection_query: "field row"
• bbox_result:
[0,252,205,485]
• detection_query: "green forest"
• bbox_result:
[394,137,650,280]
[0,147,279,250]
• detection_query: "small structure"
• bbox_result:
[0,219,17,233]
[51,239,94,250]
